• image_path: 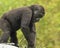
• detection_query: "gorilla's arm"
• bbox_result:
[21,9,32,31]
[21,9,36,47]
[21,9,32,39]
[28,22,36,47]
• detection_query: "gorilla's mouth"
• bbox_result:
[36,18,40,20]
[36,13,44,18]
[39,13,44,17]
[33,18,40,22]
[35,18,40,22]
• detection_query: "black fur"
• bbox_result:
[0,5,45,48]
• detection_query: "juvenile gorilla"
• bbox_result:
[0,5,45,48]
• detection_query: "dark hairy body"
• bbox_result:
[2,7,31,30]
[0,5,45,48]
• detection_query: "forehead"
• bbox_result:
[34,6,41,9]
[35,7,45,13]
[34,5,44,10]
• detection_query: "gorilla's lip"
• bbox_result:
[40,13,44,16]
[35,18,40,22]
[36,18,40,20]
[39,13,44,18]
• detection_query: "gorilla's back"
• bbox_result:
[1,8,23,30]
[1,7,31,30]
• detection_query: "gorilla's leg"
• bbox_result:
[0,31,10,43]
[10,30,18,46]
[0,19,11,43]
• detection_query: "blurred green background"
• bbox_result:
[0,0,60,48]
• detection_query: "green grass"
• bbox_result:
[0,0,60,48]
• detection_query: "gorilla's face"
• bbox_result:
[32,5,45,22]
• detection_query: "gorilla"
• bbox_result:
[0,5,45,48]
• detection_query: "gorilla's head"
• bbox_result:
[30,5,45,22]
